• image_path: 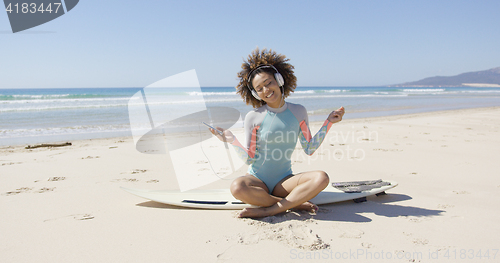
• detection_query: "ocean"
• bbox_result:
[1,86,500,146]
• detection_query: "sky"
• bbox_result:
[1,0,499,89]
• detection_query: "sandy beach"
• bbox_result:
[1,106,499,262]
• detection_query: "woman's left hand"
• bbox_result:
[327,106,345,124]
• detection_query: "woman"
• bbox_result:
[210,48,345,218]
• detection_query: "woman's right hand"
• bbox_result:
[209,127,235,143]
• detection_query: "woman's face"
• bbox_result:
[251,72,283,108]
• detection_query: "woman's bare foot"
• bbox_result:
[238,207,274,218]
[292,201,318,213]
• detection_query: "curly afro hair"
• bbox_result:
[236,48,297,108]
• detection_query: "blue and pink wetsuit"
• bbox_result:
[230,102,333,193]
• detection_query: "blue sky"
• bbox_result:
[1,0,499,88]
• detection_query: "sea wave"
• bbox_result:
[0,97,133,104]
[0,124,132,138]
[0,93,122,101]
[0,99,222,112]
[188,91,236,96]
[460,90,500,93]
[288,94,408,100]
[402,89,446,92]
[294,89,350,94]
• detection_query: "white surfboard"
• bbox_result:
[121,180,397,210]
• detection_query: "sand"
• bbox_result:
[1,107,500,262]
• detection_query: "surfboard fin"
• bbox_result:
[353,197,367,203]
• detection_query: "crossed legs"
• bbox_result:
[230,171,330,218]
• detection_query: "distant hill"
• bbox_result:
[391,67,500,87]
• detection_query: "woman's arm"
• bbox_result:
[228,127,258,165]
[298,106,344,156]
[209,112,260,165]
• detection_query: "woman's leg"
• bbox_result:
[237,170,330,218]
[230,174,280,207]
[231,173,323,211]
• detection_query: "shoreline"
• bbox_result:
[3,105,499,149]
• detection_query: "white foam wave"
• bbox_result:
[0,103,135,112]
[402,89,446,92]
[288,94,408,100]
[0,96,252,112]
[188,91,236,96]
[0,124,132,138]
[0,97,133,104]
[460,90,500,93]
[10,94,71,99]
[294,89,349,94]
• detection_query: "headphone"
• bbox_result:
[247,64,285,101]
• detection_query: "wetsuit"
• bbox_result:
[231,102,333,193]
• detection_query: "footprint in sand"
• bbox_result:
[373,148,402,152]
[119,169,147,175]
[437,204,455,209]
[111,178,139,182]
[1,162,22,166]
[412,238,429,245]
[340,229,365,239]
[37,187,56,193]
[401,214,426,223]
[74,214,94,220]
[81,156,100,159]
[362,242,372,248]
[48,177,66,181]
[453,190,470,195]
[3,187,33,196]
[44,214,94,222]
[403,232,429,246]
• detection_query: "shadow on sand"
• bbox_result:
[313,193,444,223]
[135,192,445,223]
